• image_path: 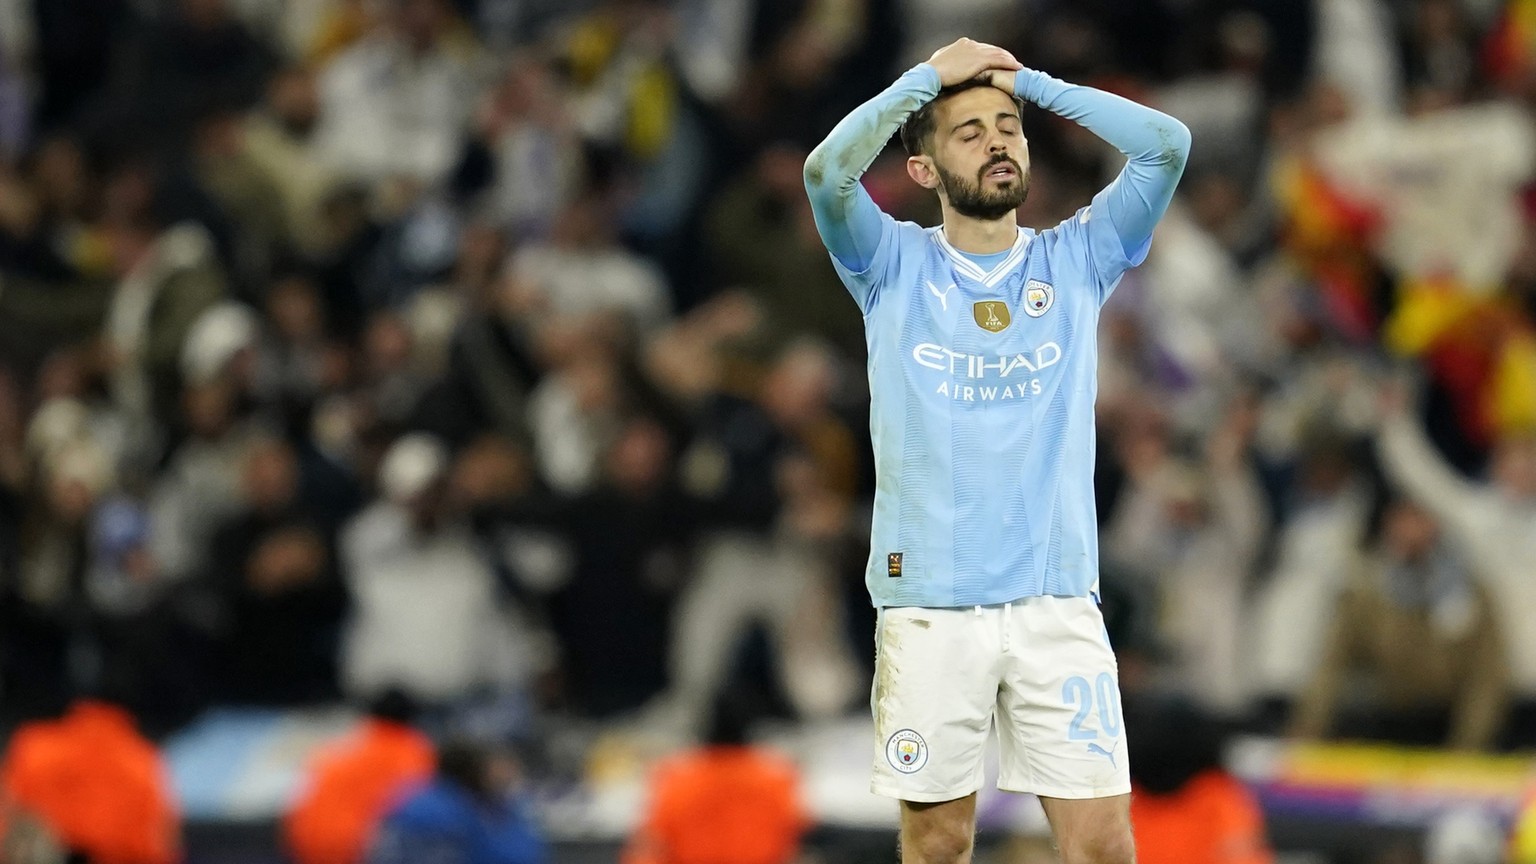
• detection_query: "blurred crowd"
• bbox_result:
[3,0,1536,857]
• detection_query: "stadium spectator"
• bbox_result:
[188,106,288,292]
[532,416,695,718]
[1125,696,1272,864]
[180,432,347,706]
[147,376,263,583]
[100,170,230,436]
[0,136,92,287]
[313,0,478,187]
[525,348,628,497]
[284,690,436,864]
[623,689,808,864]
[505,192,673,341]
[340,433,536,707]
[1401,0,1481,109]
[663,339,861,733]
[346,310,435,435]
[242,66,340,257]
[1245,427,1375,725]
[1377,380,1536,747]
[454,55,585,238]
[552,0,709,245]
[1290,497,1509,749]
[1104,396,1268,715]
[0,680,180,864]
[7,432,113,718]
[418,227,539,446]
[367,738,545,864]
[82,493,158,655]
[300,182,380,341]
[251,274,343,415]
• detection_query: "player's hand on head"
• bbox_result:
[982,68,1018,96]
[925,38,1022,88]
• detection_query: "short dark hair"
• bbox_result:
[900,78,1026,157]
[436,738,499,801]
[704,687,762,747]
[365,687,421,725]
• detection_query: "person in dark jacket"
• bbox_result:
[367,739,544,864]
[1126,695,1272,864]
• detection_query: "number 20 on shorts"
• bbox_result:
[1062,673,1122,741]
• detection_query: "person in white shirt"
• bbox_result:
[1376,379,1536,745]
[340,433,540,706]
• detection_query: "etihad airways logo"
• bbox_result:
[911,341,1062,401]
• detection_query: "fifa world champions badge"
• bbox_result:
[972,300,1013,333]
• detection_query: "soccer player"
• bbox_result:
[803,38,1190,864]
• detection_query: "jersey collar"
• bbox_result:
[934,226,1031,288]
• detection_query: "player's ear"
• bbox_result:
[907,155,940,190]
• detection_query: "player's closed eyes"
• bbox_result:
[960,125,1019,143]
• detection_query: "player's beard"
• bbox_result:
[937,155,1030,221]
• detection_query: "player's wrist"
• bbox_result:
[911,62,944,93]
[987,69,1017,96]
[1013,67,1064,105]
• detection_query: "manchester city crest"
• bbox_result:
[886,728,929,774]
[1024,279,1054,317]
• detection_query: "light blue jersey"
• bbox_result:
[805,64,1190,608]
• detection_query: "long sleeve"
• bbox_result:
[804,64,939,310]
[1014,69,1190,265]
[1376,414,1491,545]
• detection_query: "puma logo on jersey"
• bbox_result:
[926,280,955,312]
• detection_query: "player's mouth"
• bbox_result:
[983,162,1019,182]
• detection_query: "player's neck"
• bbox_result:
[940,209,1019,255]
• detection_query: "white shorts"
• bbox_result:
[870,596,1131,802]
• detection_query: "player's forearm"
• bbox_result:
[804,64,938,269]
[806,63,938,196]
[1015,69,1189,251]
[1014,69,1189,171]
